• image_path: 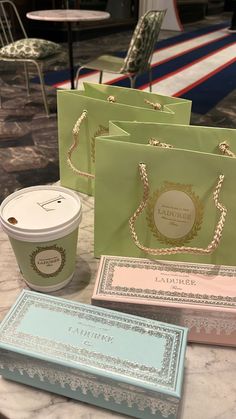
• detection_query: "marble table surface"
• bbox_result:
[26,10,110,22]
[0,191,235,419]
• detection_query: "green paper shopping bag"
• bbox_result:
[57,83,191,196]
[106,120,236,156]
[94,137,236,266]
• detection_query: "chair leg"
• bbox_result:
[0,82,2,108]
[149,68,152,92]
[75,65,85,89]
[129,75,136,89]
[24,63,30,96]
[99,71,103,84]
[33,61,50,117]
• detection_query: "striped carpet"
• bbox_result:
[39,24,236,114]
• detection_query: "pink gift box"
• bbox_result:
[92,255,236,347]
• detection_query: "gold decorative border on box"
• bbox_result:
[146,181,204,245]
[97,257,236,308]
[0,292,183,391]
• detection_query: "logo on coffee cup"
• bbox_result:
[30,245,66,278]
[146,181,204,245]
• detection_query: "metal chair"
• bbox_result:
[0,0,65,116]
[75,9,166,91]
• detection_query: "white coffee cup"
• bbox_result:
[0,185,82,292]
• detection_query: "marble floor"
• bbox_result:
[0,12,235,204]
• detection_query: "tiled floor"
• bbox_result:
[0,12,235,203]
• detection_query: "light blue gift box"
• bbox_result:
[0,290,188,419]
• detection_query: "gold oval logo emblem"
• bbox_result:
[146,182,204,246]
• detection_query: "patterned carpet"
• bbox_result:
[36,23,236,115]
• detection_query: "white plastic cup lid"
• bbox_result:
[0,185,82,242]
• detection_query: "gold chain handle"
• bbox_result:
[67,110,95,179]
[218,141,236,158]
[129,163,227,256]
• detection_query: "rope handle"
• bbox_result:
[149,139,236,157]
[144,99,162,110]
[148,138,173,148]
[129,163,227,256]
[107,95,116,103]
[218,141,236,158]
[67,96,120,179]
[106,95,162,110]
[67,110,95,179]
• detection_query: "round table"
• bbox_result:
[26,9,110,89]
